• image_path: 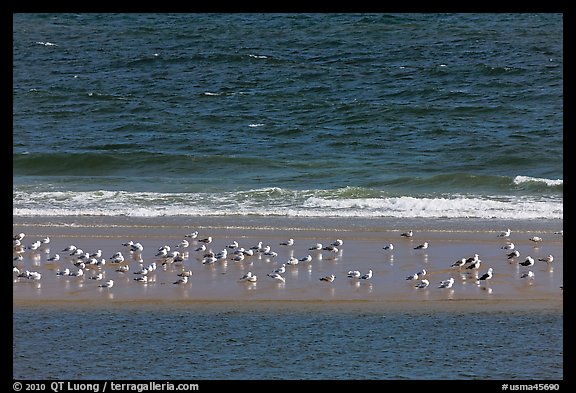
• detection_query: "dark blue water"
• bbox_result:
[13,304,563,380]
[13,13,563,219]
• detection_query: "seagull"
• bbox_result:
[177,270,193,277]
[239,272,256,282]
[267,273,286,283]
[520,256,535,267]
[438,277,455,289]
[134,276,148,283]
[88,272,103,281]
[286,257,299,265]
[184,231,199,239]
[226,240,239,249]
[176,239,190,249]
[497,228,511,238]
[13,233,25,241]
[520,270,535,280]
[173,276,189,285]
[69,269,84,277]
[28,241,42,251]
[250,241,263,252]
[115,265,129,273]
[406,269,426,281]
[62,245,77,252]
[280,238,294,246]
[272,264,286,274]
[198,236,213,244]
[507,250,520,260]
[331,239,343,247]
[415,279,429,289]
[501,242,515,250]
[99,280,114,288]
[477,267,493,283]
[56,268,70,276]
[347,270,361,278]
[538,255,554,263]
[529,236,543,243]
[466,259,482,270]
[414,242,428,250]
[360,269,373,280]
[451,258,467,268]
[383,243,394,251]
[41,236,50,245]
[319,274,336,283]
[308,243,323,251]
[400,230,413,238]
[298,254,313,263]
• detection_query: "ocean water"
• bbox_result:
[13,304,563,380]
[12,13,563,220]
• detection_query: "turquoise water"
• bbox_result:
[13,13,563,220]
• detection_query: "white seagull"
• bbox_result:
[477,267,493,283]
[360,269,373,280]
[400,230,413,238]
[319,274,336,283]
[520,270,535,280]
[173,276,189,285]
[99,280,114,288]
[406,269,426,281]
[519,256,535,267]
[280,238,294,246]
[414,242,429,250]
[272,264,286,274]
[497,228,511,237]
[267,273,286,283]
[383,243,394,251]
[507,250,520,260]
[308,243,323,251]
[501,242,515,250]
[451,258,467,268]
[347,270,361,278]
[529,236,543,243]
[415,279,429,289]
[538,255,554,264]
[438,277,455,289]
[239,272,257,282]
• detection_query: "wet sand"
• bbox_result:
[13,216,563,311]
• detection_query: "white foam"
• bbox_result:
[13,189,563,220]
[513,176,563,187]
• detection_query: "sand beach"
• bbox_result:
[13,216,563,312]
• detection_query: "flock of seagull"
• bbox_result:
[12,227,562,295]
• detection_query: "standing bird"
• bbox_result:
[497,228,511,238]
[477,267,493,283]
[507,250,520,260]
[538,255,554,264]
[520,270,535,280]
[400,230,413,238]
[360,269,373,280]
[519,256,535,267]
[438,277,455,289]
[99,280,114,288]
[280,238,294,246]
[383,243,394,251]
[414,242,429,250]
[319,274,336,283]
[415,279,430,289]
